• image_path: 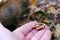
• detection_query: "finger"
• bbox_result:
[0,23,18,40]
[13,21,38,36]
[40,30,51,40]
[31,29,46,40]
[25,29,38,40]
[31,29,51,40]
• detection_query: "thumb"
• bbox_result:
[0,22,18,40]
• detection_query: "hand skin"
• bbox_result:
[0,21,51,40]
[13,21,51,40]
[0,22,18,40]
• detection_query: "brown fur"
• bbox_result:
[0,0,29,31]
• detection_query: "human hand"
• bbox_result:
[0,22,18,40]
[13,21,51,40]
